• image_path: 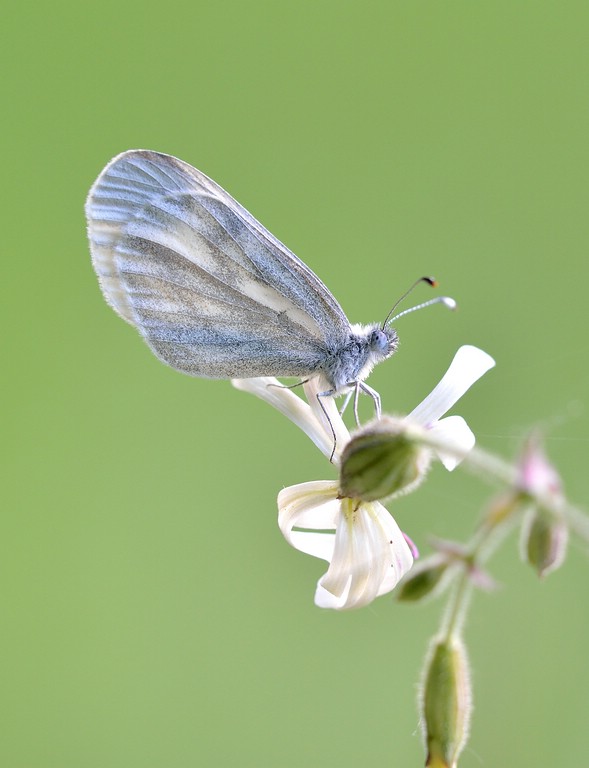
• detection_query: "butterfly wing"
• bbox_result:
[86,150,351,379]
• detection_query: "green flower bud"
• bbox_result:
[421,635,471,768]
[339,417,429,502]
[521,506,569,578]
[397,558,450,603]
[515,435,569,578]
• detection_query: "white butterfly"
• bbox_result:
[86,150,451,442]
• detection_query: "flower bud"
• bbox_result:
[516,434,569,577]
[520,507,569,578]
[421,635,471,768]
[397,557,450,603]
[339,417,429,501]
[517,432,562,502]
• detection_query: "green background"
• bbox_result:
[4,2,588,766]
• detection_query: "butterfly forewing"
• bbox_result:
[86,150,351,379]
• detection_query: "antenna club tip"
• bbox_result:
[442,297,458,311]
[422,276,438,288]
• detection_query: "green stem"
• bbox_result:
[440,504,520,642]
[416,433,589,545]
[442,568,472,642]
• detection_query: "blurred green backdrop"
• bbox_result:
[3,1,588,766]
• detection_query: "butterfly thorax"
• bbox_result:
[321,323,399,394]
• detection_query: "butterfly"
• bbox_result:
[86,150,452,451]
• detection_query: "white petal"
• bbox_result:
[288,530,336,562]
[316,500,414,610]
[232,377,336,459]
[318,499,381,608]
[374,505,416,596]
[315,575,353,609]
[429,415,476,470]
[303,378,351,463]
[278,481,340,561]
[408,345,495,427]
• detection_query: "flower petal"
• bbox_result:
[315,575,353,609]
[408,345,495,427]
[232,377,336,458]
[374,504,416,596]
[316,499,414,610]
[278,480,340,561]
[429,415,476,470]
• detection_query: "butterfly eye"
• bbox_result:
[370,329,389,353]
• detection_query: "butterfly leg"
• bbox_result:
[316,389,338,463]
[266,378,310,392]
[342,380,381,424]
[358,381,382,419]
[339,388,354,417]
[352,381,362,426]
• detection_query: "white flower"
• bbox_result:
[278,481,414,609]
[233,345,495,610]
[407,345,495,471]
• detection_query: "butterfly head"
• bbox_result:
[368,326,399,360]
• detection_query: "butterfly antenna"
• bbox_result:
[381,276,436,329]
[387,295,457,325]
[382,277,456,328]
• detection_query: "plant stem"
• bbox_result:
[416,432,589,545]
